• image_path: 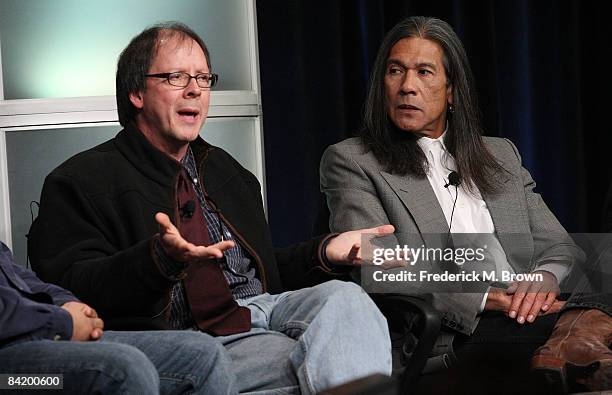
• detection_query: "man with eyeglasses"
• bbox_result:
[29,22,392,394]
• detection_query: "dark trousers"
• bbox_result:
[415,312,557,394]
[414,242,612,394]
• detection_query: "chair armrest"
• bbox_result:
[371,294,441,390]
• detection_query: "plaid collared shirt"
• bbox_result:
[156,147,263,329]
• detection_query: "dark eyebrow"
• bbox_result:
[417,62,437,70]
[386,58,437,70]
[386,58,406,68]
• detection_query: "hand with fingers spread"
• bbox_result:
[155,212,235,263]
[325,224,397,266]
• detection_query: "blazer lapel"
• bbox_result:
[380,171,449,234]
[482,168,533,271]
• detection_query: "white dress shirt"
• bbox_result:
[416,133,567,312]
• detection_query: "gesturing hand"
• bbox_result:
[155,212,235,263]
[325,225,396,266]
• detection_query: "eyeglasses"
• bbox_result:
[145,72,218,88]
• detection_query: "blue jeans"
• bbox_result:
[0,330,236,394]
[221,280,392,395]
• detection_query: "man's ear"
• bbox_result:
[447,85,453,106]
[129,91,144,110]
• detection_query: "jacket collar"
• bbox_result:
[115,124,211,186]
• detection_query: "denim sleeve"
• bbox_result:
[1,284,73,344]
[11,262,78,306]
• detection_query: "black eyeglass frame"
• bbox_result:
[145,72,219,88]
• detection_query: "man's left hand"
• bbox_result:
[506,270,561,324]
[61,301,104,340]
[155,212,235,263]
[325,225,395,265]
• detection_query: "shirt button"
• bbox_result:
[193,178,198,184]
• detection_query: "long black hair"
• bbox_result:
[361,16,503,195]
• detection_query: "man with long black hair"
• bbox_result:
[321,16,611,392]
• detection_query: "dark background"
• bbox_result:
[256,0,612,247]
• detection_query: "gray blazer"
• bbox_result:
[320,136,581,335]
